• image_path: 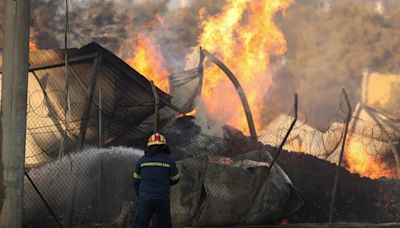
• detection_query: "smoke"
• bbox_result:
[193,97,225,138]
[265,0,400,129]
[153,0,226,71]
[0,0,225,70]
[2,0,400,130]
[24,146,143,226]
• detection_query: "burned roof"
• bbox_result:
[1,42,189,166]
[0,41,203,166]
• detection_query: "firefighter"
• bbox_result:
[132,133,180,228]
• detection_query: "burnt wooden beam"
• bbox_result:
[202,49,258,143]
[78,54,102,147]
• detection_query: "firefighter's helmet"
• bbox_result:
[147,133,167,147]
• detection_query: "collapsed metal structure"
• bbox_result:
[0,42,305,226]
[0,42,204,166]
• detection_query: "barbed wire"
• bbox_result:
[22,87,400,226]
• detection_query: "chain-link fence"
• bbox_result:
[22,86,303,227]
[259,93,400,179]
[22,88,400,227]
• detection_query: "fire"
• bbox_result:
[198,0,293,134]
[125,33,170,93]
[29,37,38,52]
[345,137,397,179]
[121,0,293,134]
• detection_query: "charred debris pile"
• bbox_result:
[167,116,400,224]
[269,145,400,223]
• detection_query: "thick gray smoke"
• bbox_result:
[2,0,400,129]
[264,0,400,128]
[0,0,225,71]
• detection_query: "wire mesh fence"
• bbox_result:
[259,94,400,179]
[22,88,400,227]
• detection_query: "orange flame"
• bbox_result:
[120,1,293,134]
[29,37,38,52]
[345,137,397,179]
[125,33,169,93]
[199,0,293,134]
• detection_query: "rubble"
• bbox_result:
[270,147,400,223]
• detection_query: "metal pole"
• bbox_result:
[96,154,102,223]
[0,0,30,226]
[241,94,298,225]
[98,88,102,148]
[97,89,102,222]
[150,81,160,133]
[267,93,298,174]
[24,172,63,228]
[62,0,70,160]
[329,88,352,223]
[202,49,258,143]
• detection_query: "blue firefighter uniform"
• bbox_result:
[132,133,180,228]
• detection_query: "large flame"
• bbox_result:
[120,0,292,134]
[124,33,170,92]
[345,137,397,179]
[199,0,293,134]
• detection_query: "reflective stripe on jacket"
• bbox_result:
[133,152,180,201]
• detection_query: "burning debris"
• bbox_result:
[261,74,400,180]
[273,148,400,223]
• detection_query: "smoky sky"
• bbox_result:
[266,0,400,128]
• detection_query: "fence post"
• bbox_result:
[328,88,352,223]
[150,81,160,133]
[97,88,103,222]
[97,153,102,223]
[240,93,298,225]
[267,93,298,174]
[98,88,102,148]
[0,0,30,226]
[25,172,63,228]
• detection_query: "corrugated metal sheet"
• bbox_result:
[1,42,203,166]
[2,42,170,166]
